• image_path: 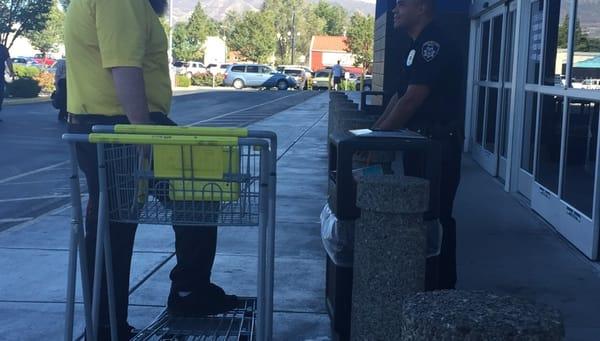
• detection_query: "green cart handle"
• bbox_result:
[110,125,249,137]
[88,133,238,146]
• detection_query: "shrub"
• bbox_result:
[191,73,225,87]
[34,71,56,93]
[7,78,42,98]
[175,74,191,87]
[13,65,41,79]
[341,79,356,91]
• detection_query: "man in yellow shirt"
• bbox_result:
[65,0,238,338]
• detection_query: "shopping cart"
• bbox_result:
[63,126,277,341]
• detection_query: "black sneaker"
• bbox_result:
[167,283,240,317]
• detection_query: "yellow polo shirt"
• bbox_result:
[64,0,172,116]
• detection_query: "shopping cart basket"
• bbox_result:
[63,126,277,341]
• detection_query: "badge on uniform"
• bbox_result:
[421,41,440,62]
[406,49,416,66]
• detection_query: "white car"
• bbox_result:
[206,63,230,75]
[174,61,207,76]
[581,79,600,90]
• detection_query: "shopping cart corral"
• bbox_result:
[62,126,277,341]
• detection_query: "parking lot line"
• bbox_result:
[0,194,71,203]
[0,161,70,185]
[187,93,301,126]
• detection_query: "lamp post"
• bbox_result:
[168,0,175,87]
[289,11,301,65]
[168,0,174,63]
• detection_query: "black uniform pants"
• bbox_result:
[0,80,5,111]
[405,136,462,290]
[68,113,218,334]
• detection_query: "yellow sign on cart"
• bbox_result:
[153,145,241,201]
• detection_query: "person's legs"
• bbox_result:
[0,80,5,121]
[69,121,138,339]
[437,145,462,290]
[169,224,217,291]
[403,141,461,290]
[58,79,67,121]
[148,113,238,315]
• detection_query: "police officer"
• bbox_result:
[373,0,463,290]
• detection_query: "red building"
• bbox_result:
[309,36,361,73]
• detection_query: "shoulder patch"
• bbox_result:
[421,41,440,62]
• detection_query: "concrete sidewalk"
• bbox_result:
[1,92,599,340]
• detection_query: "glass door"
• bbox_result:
[471,6,508,177]
[517,0,545,199]
[498,4,517,182]
[526,0,600,259]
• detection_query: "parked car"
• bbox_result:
[33,54,56,67]
[173,61,207,76]
[206,63,230,75]
[11,57,39,66]
[224,64,297,90]
[277,65,310,90]
[312,69,332,90]
[581,78,600,90]
[355,75,373,91]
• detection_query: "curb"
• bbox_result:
[4,96,51,106]
[3,87,237,106]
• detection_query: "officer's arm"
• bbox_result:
[373,85,430,130]
[373,93,399,128]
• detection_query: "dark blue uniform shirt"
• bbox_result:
[398,22,462,138]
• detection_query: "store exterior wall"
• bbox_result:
[467,0,600,260]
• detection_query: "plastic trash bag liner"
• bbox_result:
[320,204,354,268]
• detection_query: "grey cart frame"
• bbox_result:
[63,126,277,341]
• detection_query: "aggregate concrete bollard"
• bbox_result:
[401,291,565,341]
[351,175,430,341]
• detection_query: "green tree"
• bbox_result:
[263,0,327,64]
[313,0,348,36]
[25,0,64,57]
[558,15,568,49]
[186,3,218,48]
[172,23,197,61]
[219,10,241,40]
[228,11,276,63]
[345,13,374,86]
[172,3,219,61]
[557,16,600,52]
[0,0,53,48]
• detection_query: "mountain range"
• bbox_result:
[172,0,376,21]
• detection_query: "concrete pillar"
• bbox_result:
[401,290,565,340]
[351,175,429,340]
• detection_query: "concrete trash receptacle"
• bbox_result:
[351,175,430,340]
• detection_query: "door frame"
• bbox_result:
[470,5,509,177]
